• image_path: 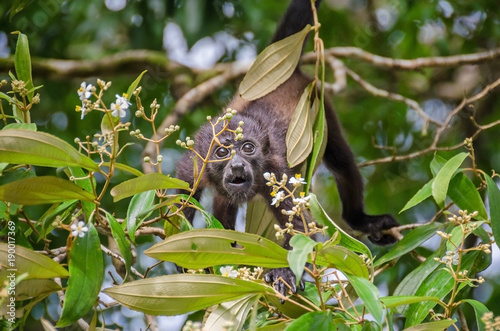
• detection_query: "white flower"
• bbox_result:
[289,174,306,186]
[271,190,285,206]
[293,194,311,208]
[263,172,272,181]
[77,82,92,101]
[71,220,88,238]
[442,250,459,265]
[220,266,238,278]
[110,94,131,118]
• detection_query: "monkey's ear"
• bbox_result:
[239,25,311,101]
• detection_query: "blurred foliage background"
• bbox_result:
[1,0,500,330]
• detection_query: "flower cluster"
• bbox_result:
[76,80,131,120]
[482,312,500,331]
[219,266,263,281]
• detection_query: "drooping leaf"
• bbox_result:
[110,173,189,202]
[145,229,288,269]
[204,294,260,331]
[288,234,317,285]
[346,274,383,323]
[104,274,271,316]
[309,194,372,258]
[286,82,316,167]
[316,245,369,278]
[399,179,433,213]
[58,222,103,327]
[0,129,100,172]
[485,175,500,250]
[126,190,156,244]
[304,95,327,193]
[374,222,443,267]
[13,31,34,102]
[239,24,311,100]
[16,279,62,300]
[448,172,487,220]
[0,243,68,279]
[0,176,95,205]
[106,212,132,281]
[431,152,468,207]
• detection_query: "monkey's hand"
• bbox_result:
[264,267,305,304]
[357,213,400,245]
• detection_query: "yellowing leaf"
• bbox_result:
[0,129,100,172]
[286,82,316,167]
[239,24,311,100]
[0,243,69,279]
[0,176,95,205]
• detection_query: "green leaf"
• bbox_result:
[485,175,500,250]
[58,222,103,327]
[431,152,468,207]
[104,274,271,316]
[316,246,369,278]
[399,179,433,213]
[288,234,317,285]
[304,95,327,193]
[246,195,278,241]
[285,311,335,331]
[463,299,489,331]
[448,172,487,220]
[204,294,260,331]
[239,24,311,100]
[374,222,443,267]
[0,129,100,172]
[0,243,69,279]
[381,295,441,309]
[0,176,95,205]
[100,113,120,135]
[68,167,96,221]
[346,274,383,323]
[145,229,289,269]
[126,70,147,98]
[286,82,315,167]
[106,212,132,281]
[430,154,447,176]
[177,193,224,229]
[110,173,189,202]
[3,122,36,131]
[16,279,61,300]
[110,162,143,177]
[403,319,455,331]
[126,190,156,244]
[309,194,372,258]
[13,31,34,102]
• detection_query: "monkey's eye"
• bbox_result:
[241,142,256,155]
[215,146,230,158]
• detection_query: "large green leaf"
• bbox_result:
[0,129,100,172]
[404,320,455,331]
[431,152,468,207]
[246,195,277,241]
[14,31,34,102]
[286,311,335,331]
[0,176,95,205]
[346,274,383,323]
[204,294,261,331]
[286,82,315,167]
[110,172,189,202]
[381,295,441,309]
[485,175,500,250]
[145,229,289,269]
[58,222,103,327]
[448,172,487,220]
[239,24,311,100]
[288,234,317,285]
[0,243,68,279]
[399,179,433,213]
[374,222,443,267]
[463,299,489,331]
[126,190,156,244]
[104,274,271,316]
[106,212,132,281]
[316,245,369,278]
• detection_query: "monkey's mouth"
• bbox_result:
[230,176,247,185]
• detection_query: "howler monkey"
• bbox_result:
[176,0,399,294]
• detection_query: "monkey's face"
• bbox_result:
[208,139,265,203]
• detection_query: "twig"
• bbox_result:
[100,244,145,279]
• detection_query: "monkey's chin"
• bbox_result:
[223,181,255,203]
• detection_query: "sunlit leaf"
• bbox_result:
[288,234,317,285]
[448,172,487,220]
[374,222,443,267]
[399,179,433,213]
[110,173,189,202]
[403,320,455,331]
[485,175,500,250]
[316,246,369,278]
[0,176,95,205]
[431,152,468,207]
[58,223,103,327]
[13,31,34,102]
[104,274,271,316]
[0,243,68,279]
[239,24,311,100]
[381,295,441,309]
[346,274,383,323]
[106,212,132,281]
[145,229,288,269]
[0,129,100,172]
